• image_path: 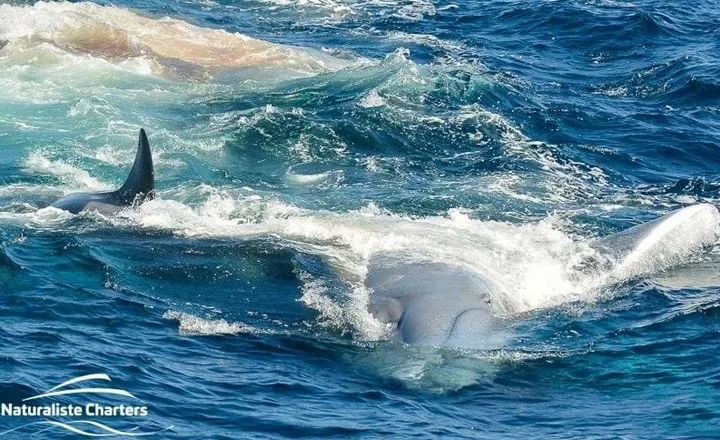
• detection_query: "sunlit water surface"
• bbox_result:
[1,0,720,437]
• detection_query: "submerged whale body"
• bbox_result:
[368,204,720,347]
[52,129,154,215]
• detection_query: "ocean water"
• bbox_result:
[0,0,719,437]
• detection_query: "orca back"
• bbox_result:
[51,129,155,214]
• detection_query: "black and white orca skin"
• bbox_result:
[52,129,154,215]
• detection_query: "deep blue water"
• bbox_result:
[1,0,720,438]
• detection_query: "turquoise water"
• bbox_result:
[1,0,720,437]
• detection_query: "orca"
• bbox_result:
[367,204,720,347]
[51,129,154,215]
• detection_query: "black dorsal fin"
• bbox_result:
[115,129,154,204]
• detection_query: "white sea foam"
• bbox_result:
[254,0,436,23]
[386,31,463,52]
[24,152,112,192]
[358,89,386,108]
[0,206,75,227]
[163,310,262,336]
[286,170,343,185]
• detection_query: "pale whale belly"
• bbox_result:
[366,253,507,348]
[365,204,720,348]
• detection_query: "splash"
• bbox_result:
[24,152,112,192]
[163,310,264,336]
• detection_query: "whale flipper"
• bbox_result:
[592,204,719,277]
[51,129,155,214]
